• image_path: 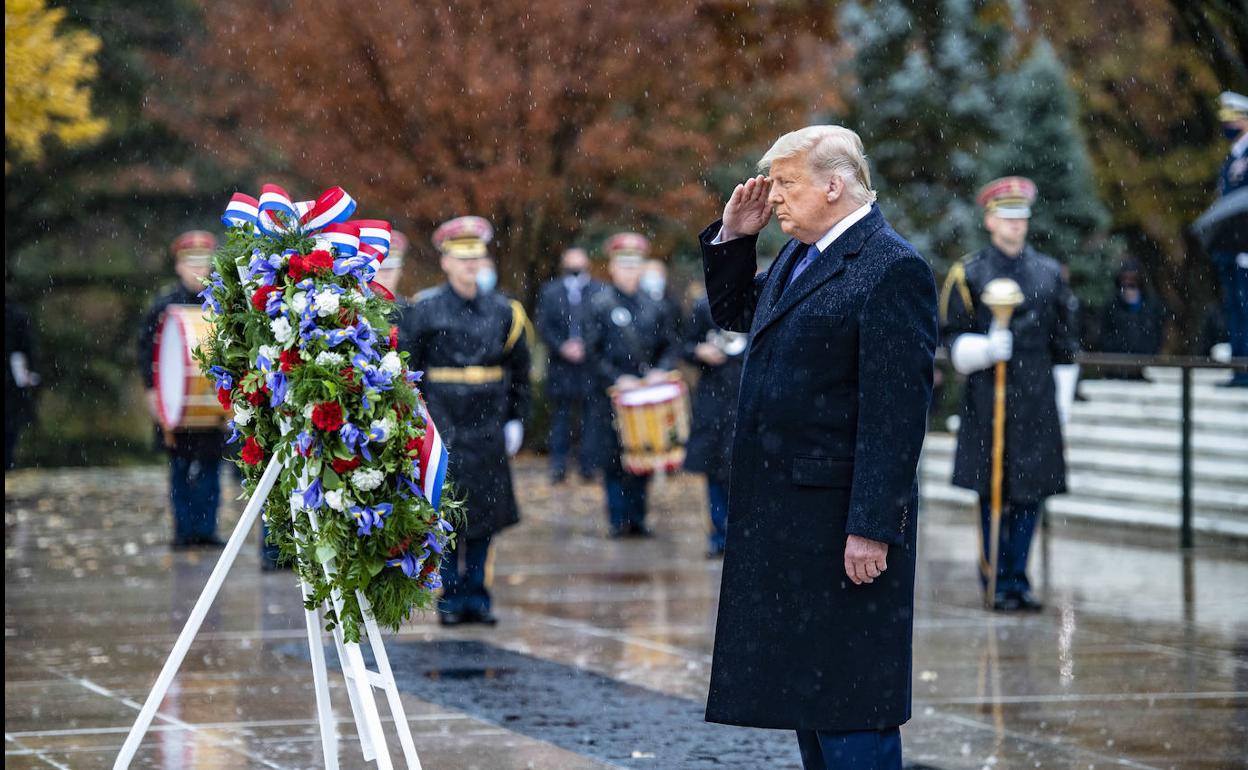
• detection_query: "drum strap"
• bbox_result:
[425,366,504,384]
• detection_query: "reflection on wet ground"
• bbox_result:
[5,460,1247,769]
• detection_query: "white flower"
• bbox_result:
[350,468,384,492]
[379,351,402,377]
[302,402,316,419]
[219,335,234,350]
[325,489,348,511]
[368,417,394,443]
[258,344,280,365]
[270,317,294,345]
[234,404,254,426]
[290,291,309,315]
[314,289,340,317]
[315,351,345,367]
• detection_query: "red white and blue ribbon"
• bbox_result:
[221,193,260,228]
[416,402,448,511]
[312,222,361,257]
[221,184,372,248]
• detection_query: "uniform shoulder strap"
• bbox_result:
[939,255,976,323]
[504,299,530,353]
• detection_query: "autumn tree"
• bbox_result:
[155,0,838,298]
[4,0,107,169]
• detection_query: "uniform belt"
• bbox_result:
[424,366,504,384]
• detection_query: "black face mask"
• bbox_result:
[564,269,585,278]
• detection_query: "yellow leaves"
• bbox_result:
[5,0,107,170]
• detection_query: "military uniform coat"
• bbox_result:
[941,245,1078,503]
[582,286,677,472]
[681,297,744,484]
[400,285,531,540]
[700,206,937,731]
[535,275,602,399]
[137,283,226,458]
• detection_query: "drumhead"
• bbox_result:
[616,382,682,407]
[155,311,188,430]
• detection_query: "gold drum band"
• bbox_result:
[609,373,690,475]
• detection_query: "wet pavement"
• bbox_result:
[5,459,1248,769]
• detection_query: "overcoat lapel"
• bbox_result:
[754,207,885,338]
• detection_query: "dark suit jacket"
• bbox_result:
[536,277,601,398]
[701,205,937,731]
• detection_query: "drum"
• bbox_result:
[154,305,229,431]
[610,373,691,475]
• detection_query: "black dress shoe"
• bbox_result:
[170,537,196,550]
[467,608,498,626]
[197,535,226,549]
[1014,591,1044,612]
[550,468,567,484]
[991,594,1022,612]
[439,610,468,626]
[626,522,653,538]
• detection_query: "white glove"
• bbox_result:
[504,419,524,457]
[950,327,1013,375]
[1211,342,1232,363]
[1053,364,1079,427]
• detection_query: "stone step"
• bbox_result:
[1068,400,1248,434]
[919,481,1248,539]
[1139,366,1244,385]
[920,455,1247,515]
[922,434,1248,487]
[1077,378,1248,409]
[1061,423,1248,459]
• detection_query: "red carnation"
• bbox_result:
[304,250,333,273]
[279,349,302,373]
[387,537,413,559]
[245,386,269,407]
[216,387,232,411]
[241,436,265,465]
[311,401,345,432]
[332,456,362,474]
[287,254,307,281]
[389,325,399,349]
[250,284,279,312]
[405,437,421,457]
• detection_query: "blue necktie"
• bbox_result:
[785,243,821,291]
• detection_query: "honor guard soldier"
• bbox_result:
[399,216,531,626]
[584,232,678,537]
[682,293,746,558]
[536,246,604,483]
[137,230,226,549]
[941,177,1079,612]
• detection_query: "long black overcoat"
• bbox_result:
[941,246,1077,503]
[700,206,937,731]
[535,277,602,399]
[398,285,531,540]
[681,297,744,484]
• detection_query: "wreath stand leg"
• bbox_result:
[114,454,422,769]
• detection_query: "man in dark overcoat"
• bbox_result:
[536,246,602,483]
[700,125,937,770]
[941,177,1079,612]
[681,294,746,558]
[583,232,678,537]
[400,216,531,626]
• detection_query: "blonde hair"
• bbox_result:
[758,125,877,205]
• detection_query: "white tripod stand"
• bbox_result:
[114,455,422,769]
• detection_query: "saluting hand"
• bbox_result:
[844,534,889,585]
[721,175,773,241]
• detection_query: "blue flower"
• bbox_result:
[209,365,233,391]
[386,549,425,578]
[198,273,225,314]
[225,419,240,445]
[264,289,284,318]
[340,422,373,461]
[246,252,283,286]
[349,503,392,536]
[293,430,315,456]
[267,371,288,407]
[300,478,324,510]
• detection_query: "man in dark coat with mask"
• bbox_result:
[941,176,1079,612]
[700,125,936,770]
[400,216,531,626]
[536,246,602,483]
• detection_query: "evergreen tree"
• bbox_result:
[837,0,1019,275]
[982,39,1116,307]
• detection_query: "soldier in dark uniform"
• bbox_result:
[682,293,746,558]
[536,246,603,483]
[642,257,684,340]
[136,230,226,549]
[941,177,1079,612]
[584,232,677,537]
[399,216,530,626]
[1214,91,1248,387]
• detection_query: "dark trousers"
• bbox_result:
[168,454,221,542]
[439,535,492,614]
[795,727,902,770]
[979,496,1041,596]
[707,477,729,551]
[604,468,650,531]
[1215,255,1248,385]
[549,393,595,475]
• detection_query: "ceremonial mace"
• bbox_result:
[981,278,1023,609]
